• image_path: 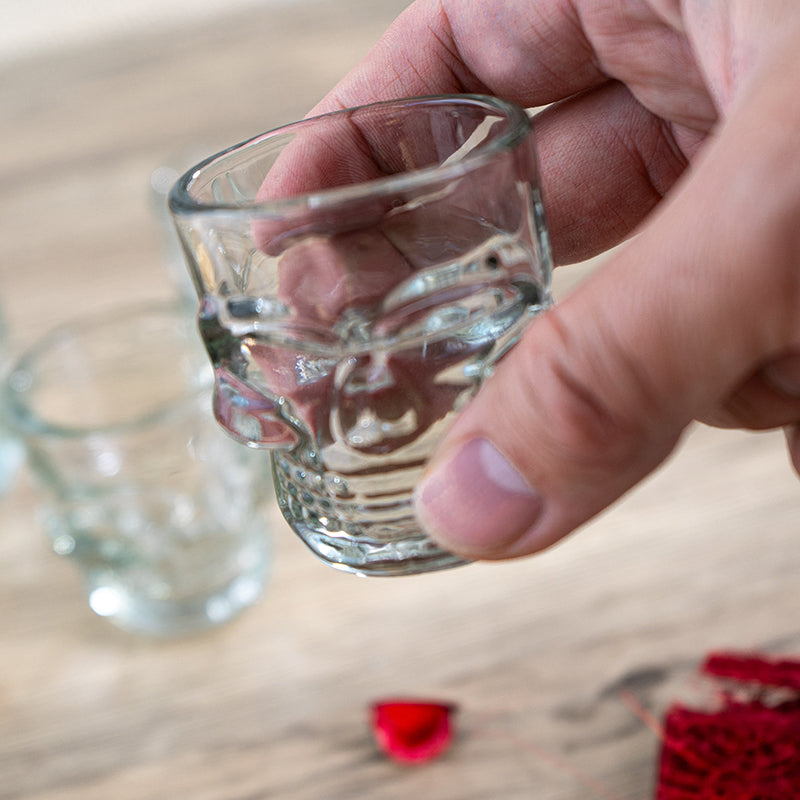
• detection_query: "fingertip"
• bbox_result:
[414,437,547,559]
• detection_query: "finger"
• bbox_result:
[252,97,497,253]
[255,100,462,206]
[264,5,708,265]
[532,81,692,264]
[311,0,608,116]
[274,232,412,323]
[258,80,695,267]
[250,0,719,266]
[701,352,800,430]
[413,70,800,559]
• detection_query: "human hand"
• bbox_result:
[300,0,800,560]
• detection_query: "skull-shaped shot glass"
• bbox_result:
[169,95,552,576]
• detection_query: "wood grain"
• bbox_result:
[1,3,799,798]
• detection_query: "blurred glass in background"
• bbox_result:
[5,302,274,636]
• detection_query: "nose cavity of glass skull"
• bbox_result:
[332,351,426,454]
[211,366,300,450]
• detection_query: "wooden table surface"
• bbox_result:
[2,2,799,798]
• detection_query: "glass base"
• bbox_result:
[273,454,470,576]
[290,524,470,577]
[83,571,266,637]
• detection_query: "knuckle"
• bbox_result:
[542,351,648,471]
[512,309,667,477]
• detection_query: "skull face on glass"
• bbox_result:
[170,96,552,576]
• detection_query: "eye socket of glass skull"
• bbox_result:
[211,367,299,450]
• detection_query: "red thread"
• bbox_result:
[370,699,456,764]
[656,651,800,799]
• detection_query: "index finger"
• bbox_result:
[309,0,700,264]
[253,0,600,252]
[311,0,604,115]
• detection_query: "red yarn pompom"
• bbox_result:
[370,699,457,764]
[656,651,800,799]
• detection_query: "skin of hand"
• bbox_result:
[304,0,800,560]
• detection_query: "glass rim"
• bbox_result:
[167,94,533,217]
[4,301,210,440]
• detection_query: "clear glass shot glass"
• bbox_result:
[169,94,552,577]
[5,303,273,636]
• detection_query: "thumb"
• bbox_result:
[413,110,800,559]
[412,251,695,560]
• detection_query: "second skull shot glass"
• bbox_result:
[169,95,553,577]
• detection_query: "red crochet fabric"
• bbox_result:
[656,652,800,799]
